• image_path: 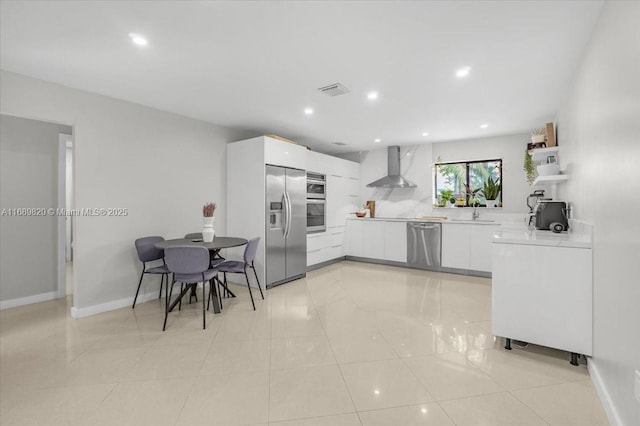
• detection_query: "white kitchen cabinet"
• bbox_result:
[362,221,385,259]
[468,224,499,272]
[346,219,406,263]
[384,222,407,262]
[264,137,307,169]
[306,248,326,267]
[442,223,498,272]
[442,224,470,269]
[326,174,345,228]
[306,151,325,175]
[307,232,327,252]
[346,220,364,257]
[492,241,592,357]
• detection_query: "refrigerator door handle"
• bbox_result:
[283,191,291,240]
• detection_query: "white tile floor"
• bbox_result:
[0,261,610,425]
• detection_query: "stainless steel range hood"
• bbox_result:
[366,146,417,188]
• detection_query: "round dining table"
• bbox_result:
[155,236,248,252]
[155,236,248,314]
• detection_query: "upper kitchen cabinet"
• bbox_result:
[264,136,308,169]
[306,150,360,179]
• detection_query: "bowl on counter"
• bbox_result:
[355,212,367,218]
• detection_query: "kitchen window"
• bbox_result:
[433,159,502,207]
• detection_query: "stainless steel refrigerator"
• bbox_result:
[265,165,307,288]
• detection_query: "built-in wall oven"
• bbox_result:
[306,172,326,199]
[307,199,326,233]
[306,172,326,233]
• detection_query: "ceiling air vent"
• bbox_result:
[318,83,350,97]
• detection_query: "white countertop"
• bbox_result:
[493,224,592,249]
[346,217,500,225]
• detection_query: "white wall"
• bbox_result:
[0,115,72,302]
[344,133,532,219]
[0,70,254,314]
[555,2,640,425]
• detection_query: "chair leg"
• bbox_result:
[244,268,256,311]
[132,270,145,308]
[217,275,223,310]
[202,275,206,330]
[163,278,175,331]
[251,262,264,299]
[158,274,164,299]
[179,284,183,310]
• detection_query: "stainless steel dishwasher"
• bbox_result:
[407,222,442,270]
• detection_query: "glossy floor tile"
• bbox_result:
[339,359,433,411]
[358,403,455,425]
[0,260,610,425]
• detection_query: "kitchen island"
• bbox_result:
[492,221,593,365]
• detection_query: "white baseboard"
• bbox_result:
[0,291,58,310]
[70,291,159,319]
[589,358,623,426]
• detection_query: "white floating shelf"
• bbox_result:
[530,146,559,163]
[533,174,568,186]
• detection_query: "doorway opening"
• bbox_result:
[58,134,73,302]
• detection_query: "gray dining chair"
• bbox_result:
[163,245,220,331]
[133,236,170,308]
[183,232,225,305]
[184,232,224,267]
[214,237,263,311]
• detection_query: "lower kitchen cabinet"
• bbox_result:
[441,224,470,269]
[346,219,407,263]
[346,220,364,257]
[492,242,593,357]
[362,221,385,259]
[307,226,346,267]
[468,225,497,272]
[442,223,498,272]
[384,222,407,262]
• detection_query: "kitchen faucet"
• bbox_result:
[472,205,480,221]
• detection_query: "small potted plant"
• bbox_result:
[524,147,535,185]
[465,184,482,207]
[202,202,216,242]
[438,189,455,207]
[481,177,501,208]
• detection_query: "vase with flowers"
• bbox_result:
[202,202,216,242]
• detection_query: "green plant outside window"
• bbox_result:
[434,159,502,207]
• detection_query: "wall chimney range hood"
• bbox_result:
[366,146,416,188]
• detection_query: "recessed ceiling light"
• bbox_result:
[128,33,148,46]
[367,91,379,100]
[422,132,429,137]
[456,66,471,78]
[374,138,381,143]
[406,153,412,156]
[480,123,489,128]
[304,107,314,115]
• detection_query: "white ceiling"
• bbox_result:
[0,1,603,154]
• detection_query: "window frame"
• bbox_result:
[433,158,503,207]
